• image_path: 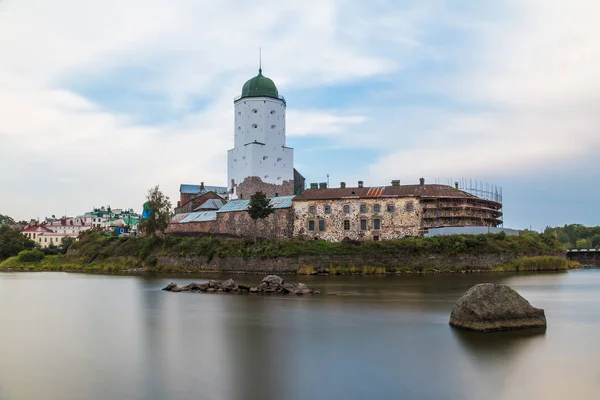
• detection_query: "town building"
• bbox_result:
[22,223,77,248]
[175,184,227,214]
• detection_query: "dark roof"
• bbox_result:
[294,184,478,201]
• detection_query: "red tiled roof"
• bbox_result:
[22,225,54,233]
[294,184,478,201]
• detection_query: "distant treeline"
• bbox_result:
[544,224,600,249]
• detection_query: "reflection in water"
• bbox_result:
[0,270,598,400]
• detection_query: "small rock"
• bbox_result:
[261,275,284,288]
[238,284,250,292]
[198,283,208,292]
[162,282,177,291]
[249,287,259,293]
[171,286,182,293]
[222,279,236,291]
[207,288,216,293]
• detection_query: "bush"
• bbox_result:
[18,249,45,263]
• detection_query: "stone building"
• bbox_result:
[293,179,503,241]
[166,196,295,238]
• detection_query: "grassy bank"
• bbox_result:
[0,230,575,274]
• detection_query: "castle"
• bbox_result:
[170,67,503,241]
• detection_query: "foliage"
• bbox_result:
[544,224,600,248]
[18,249,45,263]
[0,227,36,261]
[0,214,15,226]
[139,185,173,236]
[497,256,580,271]
[247,192,274,221]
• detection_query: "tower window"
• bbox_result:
[252,124,257,129]
[252,109,258,113]
[277,157,282,161]
[263,156,268,160]
[270,110,276,114]
[271,125,276,129]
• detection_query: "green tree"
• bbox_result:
[0,214,15,226]
[139,185,173,237]
[247,191,274,243]
[0,227,36,261]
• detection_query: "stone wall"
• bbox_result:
[155,252,555,274]
[166,208,294,239]
[293,198,421,241]
[236,176,294,200]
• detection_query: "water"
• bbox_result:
[0,270,599,400]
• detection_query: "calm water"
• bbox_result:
[0,270,599,400]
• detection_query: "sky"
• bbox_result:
[1,0,599,229]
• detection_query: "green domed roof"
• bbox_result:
[241,69,279,99]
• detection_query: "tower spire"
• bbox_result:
[259,47,262,74]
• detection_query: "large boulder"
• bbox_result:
[449,283,546,332]
[222,279,237,292]
[162,282,177,291]
[261,275,284,288]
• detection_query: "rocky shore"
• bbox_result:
[162,275,320,295]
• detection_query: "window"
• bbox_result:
[263,156,268,160]
[251,124,258,129]
[271,125,276,129]
[319,220,325,231]
[252,109,258,113]
[324,205,331,214]
[373,219,381,230]
[308,220,315,231]
[343,220,350,230]
[373,235,380,241]
[270,110,276,114]
[360,204,367,213]
[387,203,395,212]
[360,219,367,230]
[309,205,317,213]
[373,204,381,213]
[343,205,350,214]
[275,192,279,197]
[406,202,414,213]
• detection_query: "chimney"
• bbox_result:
[200,182,205,191]
[319,182,328,189]
[358,181,364,188]
[419,178,425,186]
[310,183,318,190]
[340,182,346,188]
[391,180,400,187]
[455,182,459,189]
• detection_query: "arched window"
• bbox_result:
[324,205,331,214]
[252,109,258,113]
[343,205,350,214]
[271,125,276,129]
[270,110,276,114]
[387,203,395,212]
[406,202,414,213]
[251,124,258,129]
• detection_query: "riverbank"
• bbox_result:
[0,231,578,274]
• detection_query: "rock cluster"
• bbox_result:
[449,283,547,332]
[162,275,320,295]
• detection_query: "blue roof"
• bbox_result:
[179,211,217,223]
[180,184,228,195]
[217,196,294,213]
[194,199,225,211]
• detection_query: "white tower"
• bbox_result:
[227,68,294,199]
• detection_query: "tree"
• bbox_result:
[0,227,36,261]
[0,214,15,226]
[247,191,274,243]
[139,185,173,237]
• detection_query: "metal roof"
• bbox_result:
[217,195,295,213]
[179,211,218,223]
[193,199,225,211]
[180,184,228,195]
